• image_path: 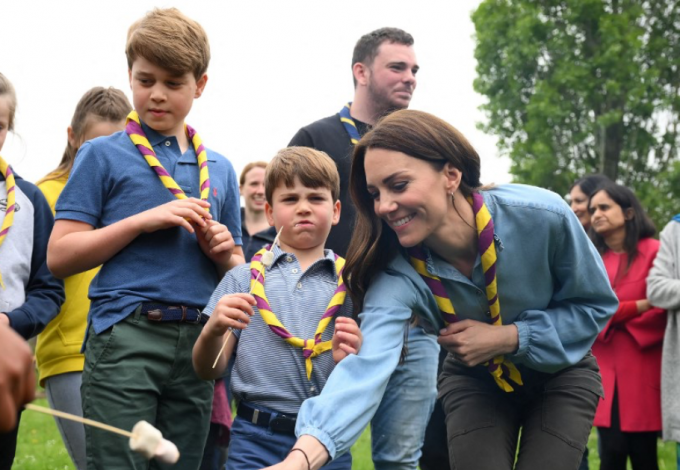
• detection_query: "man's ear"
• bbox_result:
[353,62,370,87]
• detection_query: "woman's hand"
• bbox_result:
[438,320,518,367]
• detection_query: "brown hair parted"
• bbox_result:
[351,27,414,87]
[239,161,268,186]
[265,147,340,205]
[38,87,131,185]
[126,8,210,79]
[344,109,482,312]
[0,72,18,132]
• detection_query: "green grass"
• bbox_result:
[15,399,678,469]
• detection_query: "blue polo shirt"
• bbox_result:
[56,122,242,335]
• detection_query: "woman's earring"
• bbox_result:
[449,192,455,204]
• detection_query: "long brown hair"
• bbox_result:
[39,87,131,184]
[344,109,482,312]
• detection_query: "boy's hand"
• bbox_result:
[0,324,35,432]
[204,294,256,337]
[195,220,235,267]
[134,198,212,234]
[332,317,362,363]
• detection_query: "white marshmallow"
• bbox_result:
[261,250,275,267]
[129,421,162,459]
[154,438,180,464]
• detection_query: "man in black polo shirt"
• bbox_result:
[289,28,445,470]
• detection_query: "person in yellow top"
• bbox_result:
[35,86,131,470]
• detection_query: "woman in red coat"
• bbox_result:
[589,182,666,470]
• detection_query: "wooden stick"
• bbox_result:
[26,403,133,438]
[211,226,284,369]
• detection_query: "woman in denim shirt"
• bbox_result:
[265,110,618,470]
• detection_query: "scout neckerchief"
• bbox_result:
[0,157,16,289]
[339,102,361,144]
[125,111,210,212]
[408,192,523,392]
[249,247,347,380]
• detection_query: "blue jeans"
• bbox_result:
[227,413,352,470]
[371,325,439,470]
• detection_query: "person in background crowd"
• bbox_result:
[240,161,277,261]
[647,213,680,470]
[35,86,131,470]
[589,182,666,470]
[0,72,64,469]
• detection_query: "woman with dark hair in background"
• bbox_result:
[589,183,666,470]
[570,174,612,231]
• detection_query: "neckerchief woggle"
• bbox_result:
[249,247,347,380]
[0,156,16,289]
[339,102,361,144]
[125,111,211,214]
[408,192,523,392]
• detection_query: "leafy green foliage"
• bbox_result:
[472,0,680,226]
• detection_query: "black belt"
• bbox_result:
[140,302,207,325]
[237,402,297,435]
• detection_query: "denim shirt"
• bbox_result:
[295,184,618,458]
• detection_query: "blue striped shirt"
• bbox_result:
[203,245,353,414]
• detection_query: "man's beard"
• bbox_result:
[367,79,411,119]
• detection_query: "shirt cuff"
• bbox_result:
[510,320,529,359]
[296,425,337,461]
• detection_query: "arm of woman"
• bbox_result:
[263,270,419,469]
[647,221,680,310]
[507,209,619,373]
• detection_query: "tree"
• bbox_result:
[472,0,680,226]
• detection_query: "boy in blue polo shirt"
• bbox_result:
[47,8,244,470]
[193,147,361,470]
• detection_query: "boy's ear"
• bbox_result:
[332,200,341,226]
[194,74,208,99]
[265,201,275,226]
[128,69,133,89]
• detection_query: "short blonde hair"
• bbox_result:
[265,147,340,204]
[126,8,210,79]
[239,161,268,186]
[0,72,17,131]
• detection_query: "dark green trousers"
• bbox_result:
[82,308,213,470]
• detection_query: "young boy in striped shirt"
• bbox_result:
[193,147,361,470]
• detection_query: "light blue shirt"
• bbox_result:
[296,184,618,458]
[56,123,242,335]
[203,245,353,414]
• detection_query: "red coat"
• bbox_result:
[593,237,667,432]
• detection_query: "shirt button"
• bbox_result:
[286,256,293,263]
[297,282,303,289]
[292,268,299,274]
[310,386,316,393]
[164,140,171,147]
[485,311,491,317]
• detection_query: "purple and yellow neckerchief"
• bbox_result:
[249,247,347,380]
[407,191,523,392]
[125,111,211,213]
[0,156,16,289]
[339,102,361,144]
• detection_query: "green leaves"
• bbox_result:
[473,0,680,227]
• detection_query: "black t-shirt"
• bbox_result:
[288,114,369,257]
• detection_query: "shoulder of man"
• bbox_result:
[289,114,344,146]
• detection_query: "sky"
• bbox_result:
[1,0,511,186]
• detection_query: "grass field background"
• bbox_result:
[14,398,677,469]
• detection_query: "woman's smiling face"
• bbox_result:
[364,148,451,248]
